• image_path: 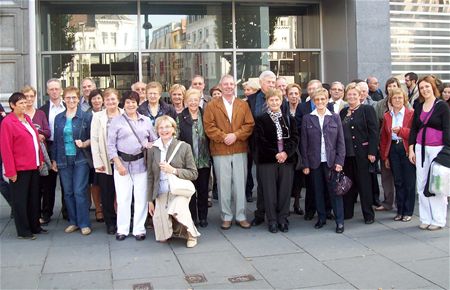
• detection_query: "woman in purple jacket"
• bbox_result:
[301,88,346,233]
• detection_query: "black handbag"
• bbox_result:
[328,170,352,196]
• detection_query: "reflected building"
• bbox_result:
[0,0,447,106]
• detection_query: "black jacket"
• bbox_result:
[138,100,177,123]
[339,104,379,158]
[176,107,210,156]
[254,111,299,164]
[39,100,67,121]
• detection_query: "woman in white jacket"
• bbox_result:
[90,88,123,234]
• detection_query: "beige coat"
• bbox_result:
[90,108,124,175]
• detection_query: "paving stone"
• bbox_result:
[49,225,110,247]
[354,231,447,262]
[38,270,113,289]
[113,276,190,290]
[193,279,273,289]
[176,250,262,285]
[0,265,41,289]
[288,232,375,261]
[111,246,183,280]
[305,282,357,289]
[43,244,110,273]
[1,240,49,267]
[222,227,303,257]
[251,252,344,289]
[338,219,395,238]
[400,257,450,289]
[324,255,435,289]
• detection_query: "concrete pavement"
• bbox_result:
[0,191,449,290]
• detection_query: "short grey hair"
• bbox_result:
[259,70,276,81]
[219,74,235,84]
[357,81,369,90]
[46,78,61,88]
[331,81,344,90]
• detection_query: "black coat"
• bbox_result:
[137,100,177,122]
[339,104,379,159]
[254,112,299,164]
[176,107,210,156]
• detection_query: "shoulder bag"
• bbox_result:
[328,170,352,196]
[166,142,196,198]
[79,112,94,168]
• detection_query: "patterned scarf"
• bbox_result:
[268,110,283,140]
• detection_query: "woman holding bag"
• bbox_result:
[147,115,200,248]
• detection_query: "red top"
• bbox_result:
[0,113,43,177]
[380,107,414,161]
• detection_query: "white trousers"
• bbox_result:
[114,171,148,235]
[213,153,247,222]
[415,144,448,227]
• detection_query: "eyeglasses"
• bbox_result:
[64,96,78,100]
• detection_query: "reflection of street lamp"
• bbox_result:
[143,15,152,49]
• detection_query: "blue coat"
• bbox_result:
[52,106,92,169]
[300,111,345,170]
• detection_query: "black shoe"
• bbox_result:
[135,234,146,241]
[326,213,335,220]
[251,217,264,226]
[199,219,208,228]
[293,207,304,215]
[278,223,289,233]
[35,228,49,234]
[304,213,314,221]
[246,196,253,202]
[373,201,381,207]
[365,219,375,224]
[116,234,127,241]
[336,224,344,234]
[268,224,278,233]
[106,225,117,235]
[314,220,326,229]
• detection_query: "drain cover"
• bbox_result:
[185,273,207,284]
[228,274,256,283]
[132,282,153,290]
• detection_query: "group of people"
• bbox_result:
[0,71,449,248]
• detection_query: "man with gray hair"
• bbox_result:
[80,77,97,111]
[357,81,377,106]
[191,75,211,108]
[204,74,255,230]
[367,76,383,101]
[329,81,347,113]
[131,81,147,105]
[276,77,288,101]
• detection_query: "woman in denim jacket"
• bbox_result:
[51,86,93,235]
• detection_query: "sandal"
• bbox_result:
[401,216,412,222]
[375,205,387,211]
[394,215,403,221]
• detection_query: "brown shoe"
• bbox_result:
[221,220,232,230]
[237,220,251,229]
[375,205,387,211]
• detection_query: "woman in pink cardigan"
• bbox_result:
[0,92,44,239]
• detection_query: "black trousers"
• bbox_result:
[190,167,211,222]
[245,151,254,199]
[343,156,375,221]
[10,170,41,236]
[258,162,294,225]
[97,172,117,228]
[254,163,265,219]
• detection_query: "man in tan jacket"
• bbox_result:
[204,75,255,230]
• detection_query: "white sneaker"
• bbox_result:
[81,227,92,235]
[65,225,79,233]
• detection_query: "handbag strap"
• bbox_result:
[166,142,182,164]
[122,114,144,150]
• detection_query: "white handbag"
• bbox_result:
[166,142,196,198]
[429,161,450,196]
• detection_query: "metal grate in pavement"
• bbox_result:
[228,274,256,283]
[185,273,207,284]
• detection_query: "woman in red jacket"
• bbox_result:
[0,92,44,239]
[380,88,415,222]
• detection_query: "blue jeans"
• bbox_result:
[59,156,91,228]
[389,142,416,216]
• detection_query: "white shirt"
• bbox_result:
[22,120,40,167]
[80,96,90,112]
[330,98,344,114]
[390,106,405,141]
[311,108,333,162]
[48,99,66,141]
[222,96,235,122]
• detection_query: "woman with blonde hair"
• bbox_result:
[147,115,200,247]
[169,84,186,115]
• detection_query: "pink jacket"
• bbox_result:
[0,113,43,177]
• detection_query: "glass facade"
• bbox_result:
[390,0,450,82]
[38,0,321,101]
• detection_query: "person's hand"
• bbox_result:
[335,164,343,172]
[159,161,175,174]
[392,126,401,134]
[224,133,237,145]
[96,166,106,172]
[384,159,390,169]
[38,134,46,142]
[75,139,84,148]
[144,141,153,149]
[9,175,17,183]
[409,150,416,165]
[116,163,127,176]
[39,161,44,171]
[51,161,58,172]
[148,202,155,216]
[276,151,287,163]
[368,155,376,163]
[303,168,310,175]
[0,112,6,117]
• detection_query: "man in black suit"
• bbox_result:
[38,79,67,224]
[295,80,334,221]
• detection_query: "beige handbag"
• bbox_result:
[166,142,196,198]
